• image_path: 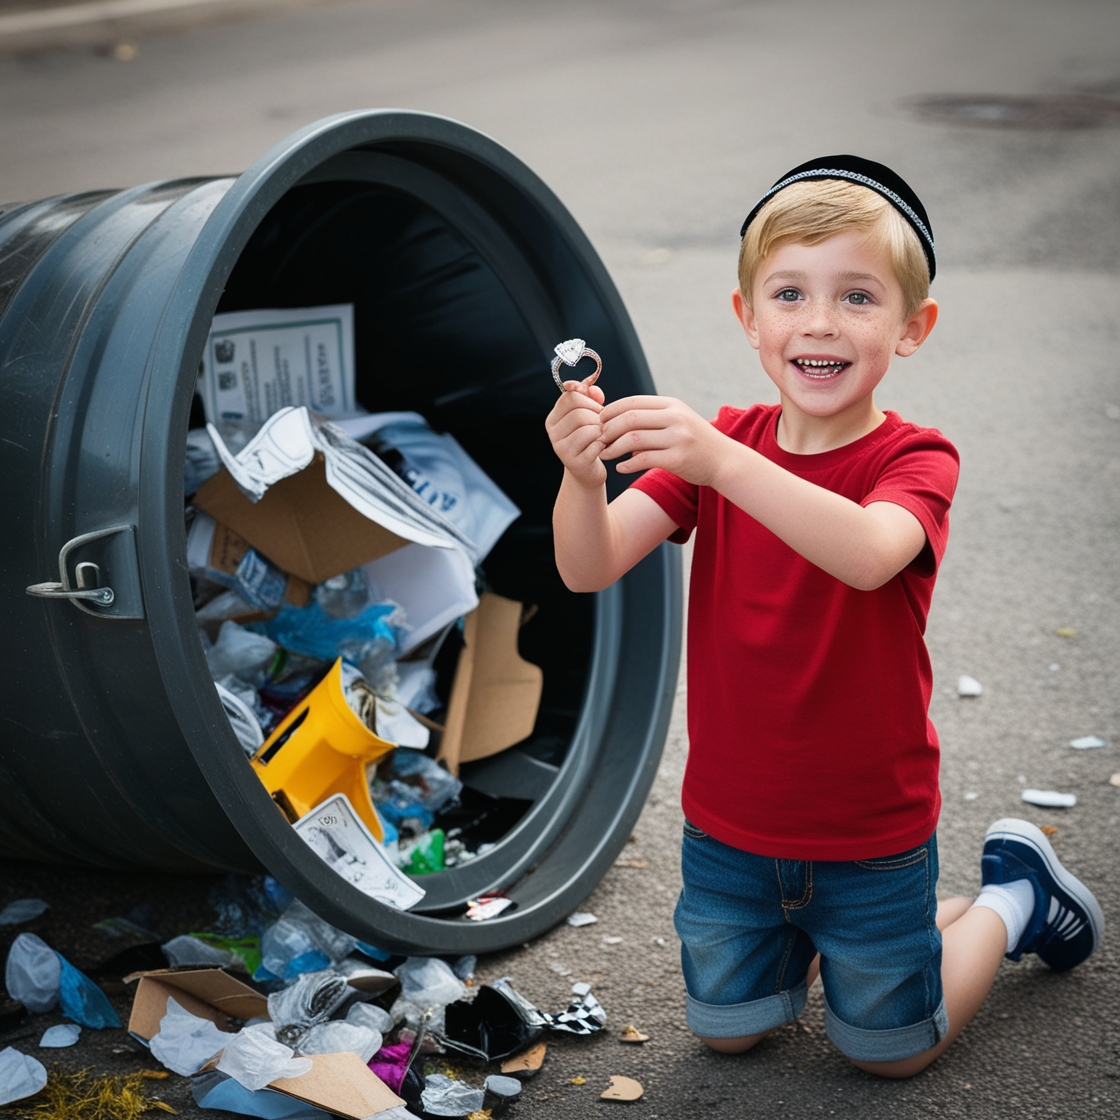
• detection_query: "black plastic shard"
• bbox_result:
[442,979,546,1061]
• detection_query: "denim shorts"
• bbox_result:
[674,821,947,1062]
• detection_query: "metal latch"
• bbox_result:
[26,525,144,619]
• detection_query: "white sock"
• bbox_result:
[971,879,1037,953]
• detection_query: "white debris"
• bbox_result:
[566,912,598,927]
[602,936,623,945]
[1021,789,1077,809]
[0,1047,47,1105]
[1070,735,1108,750]
[957,675,983,697]
[38,1024,81,1048]
[964,792,979,801]
[0,900,49,927]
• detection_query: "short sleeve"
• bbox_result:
[628,468,698,543]
[861,431,959,577]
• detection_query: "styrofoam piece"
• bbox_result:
[1021,789,1077,808]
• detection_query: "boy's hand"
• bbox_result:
[545,376,608,488]
[599,395,725,486]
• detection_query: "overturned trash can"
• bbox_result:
[0,111,681,955]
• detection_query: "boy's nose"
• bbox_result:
[801,301,840,337]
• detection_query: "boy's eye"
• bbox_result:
[845,292,870,305]
[776,288,801,302]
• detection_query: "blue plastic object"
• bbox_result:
[255,601,400,664]
[56,953,121,1029]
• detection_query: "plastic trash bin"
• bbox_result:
[0,111,681,954]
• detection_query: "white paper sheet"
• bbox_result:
[199,305,355,424]
[294,794,425,911]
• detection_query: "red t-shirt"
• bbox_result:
[631,404,959,860]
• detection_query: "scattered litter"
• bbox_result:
[653,937,666,947]
[600,1075,643,1102]
[420,1073,485,1117]
[547,963,572,977]
[161,935,236,969]
[0,899,49,926]
[217,1028,312,1091]
[964,792,979,801]
[1049,663,1060,671]
[499,1045,545,1081]
[149,998,228,1076]
[57,953,122,1029]
[619,1025,649,1043]
[566,912,598,927]
[5,933,61,1013]
[345,1001,394,1035]
[543,982,607,1036]
[1110,773,1120,788]
[602,936,623,945]
[1055,628,1076,638]
[957,675,983,697]
[260,900,357,981]
[268,970,351,1046]
[366,1039,412,1095]
[0,1047,47,1106]
[483,1074,521,1101]
[569,1077,586,1085]
[191,1068,330,1120]
[1039,825,1059,837]
[1070,735,1107,749]
[466,895,514,921]
[39,1023,81,1048]
[1021,789,1077,808]
[444,978,547,1062]
[25,1069,175,1120]
[615,859,647,869]
[296,1020,381,1063]
[390,957,465,1033]
[451,955,477,983]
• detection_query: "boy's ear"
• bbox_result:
[896,298,938,357]
[731,287,761,351]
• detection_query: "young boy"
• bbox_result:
[545,156,1103,1077]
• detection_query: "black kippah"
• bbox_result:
[739,155,936,282]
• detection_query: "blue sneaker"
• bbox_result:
[982,819,1104,971]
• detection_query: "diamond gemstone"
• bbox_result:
[554,338,586,366]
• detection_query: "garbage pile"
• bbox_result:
[186,304,544,903]
[0,882,610,1118]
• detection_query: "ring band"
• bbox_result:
[551,338,602,391]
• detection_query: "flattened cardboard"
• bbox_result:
[269,1051,405,1119]
[195,455,408,585]
[125,968,269,1042]
[437,592,543,777]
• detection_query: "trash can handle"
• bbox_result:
[25,525,136,610]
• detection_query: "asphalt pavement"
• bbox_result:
[1,1,1119,1117]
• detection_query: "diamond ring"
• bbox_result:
[551,338,602,392]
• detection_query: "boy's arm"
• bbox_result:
[546,380,680,593]
[599,396,927,591]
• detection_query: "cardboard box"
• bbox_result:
[437,592,543,776]
[195,455,408,585]
[125,968,269,1042]
[269,1051,405,1119]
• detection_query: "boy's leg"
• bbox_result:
[852,819,1103,1078]
[675,821,817,1053]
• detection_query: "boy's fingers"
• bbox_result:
[600,395,671,422]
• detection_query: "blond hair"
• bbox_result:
[738,179,930,317]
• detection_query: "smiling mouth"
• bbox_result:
[793,358,851,379]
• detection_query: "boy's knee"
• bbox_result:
[848,1049,939,1079]
[698,1030,772,1054]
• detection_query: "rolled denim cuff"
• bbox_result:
[824,995,948,1061]
[686,980,808,1038]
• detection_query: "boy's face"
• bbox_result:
[734,232,935,425]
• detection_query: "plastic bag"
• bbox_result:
[390,958,464,1032]
[295,1020,381,1063]
[371,752,462,833]
[0,1047,47,1105]
[204,621,278,684]
[420,1073,485,1118]
[184,427,221,496]
[56,953,121,1029]
[4,933,59,1013]
[255,601,401,666]
[162,935,236,969]
[216,1029,312,1092]
[345,1001,394,1035]
[259,901,356,982]
[267,971,351,1047]
[191,1070,332,1120]
[356,412,519,564]
[0,899,49,926]
[400,829,445,875]
[149,998,228,1076]
[313,568,370,619]
[214,683,265,756]
[39,1024,81,1048]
